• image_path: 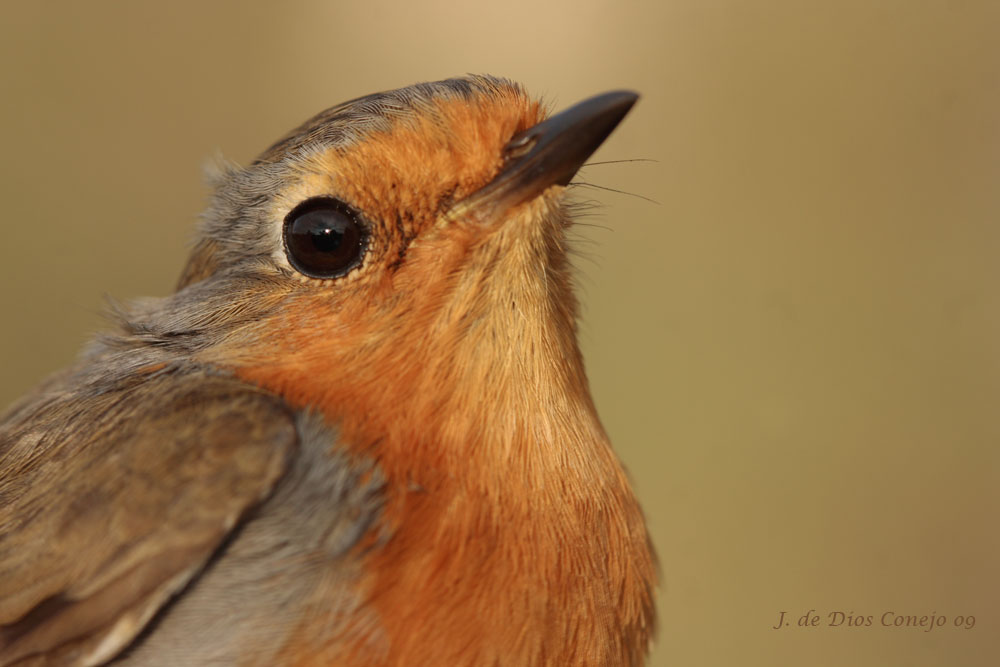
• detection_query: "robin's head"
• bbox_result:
[112,76,636,439]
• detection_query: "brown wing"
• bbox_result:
[0,368,298,666]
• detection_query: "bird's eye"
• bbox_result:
[283,198,368,279]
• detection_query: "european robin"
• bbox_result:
[0,76,656,666]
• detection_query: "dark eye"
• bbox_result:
[283,198,368,279]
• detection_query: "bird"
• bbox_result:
[0,75,656,666]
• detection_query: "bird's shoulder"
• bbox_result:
[0,360,382,666]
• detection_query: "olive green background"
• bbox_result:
[1,2,997,665]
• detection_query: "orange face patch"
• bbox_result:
[267,91,544,283]
[331,91,544,226]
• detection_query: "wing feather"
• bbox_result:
[0,368,298,666]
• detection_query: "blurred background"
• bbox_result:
[1,1,998,665]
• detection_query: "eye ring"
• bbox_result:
[282,197,369,279]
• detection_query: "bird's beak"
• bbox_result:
[445,91,638,223]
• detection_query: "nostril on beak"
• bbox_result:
[503,132,538,161]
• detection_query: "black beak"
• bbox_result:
[447,91,638,222]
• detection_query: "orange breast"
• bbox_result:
[235,353,655,666]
